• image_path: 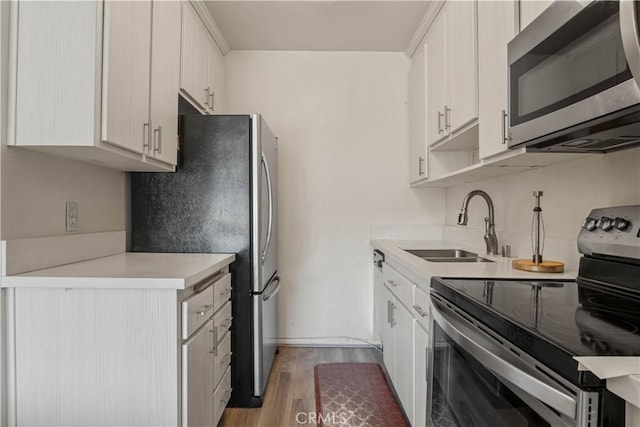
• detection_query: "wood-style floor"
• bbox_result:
[219,346,383,427]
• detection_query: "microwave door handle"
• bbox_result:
[261,153,274,264]
[620,0,640,89]
[430,299,577,419]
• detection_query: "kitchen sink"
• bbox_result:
[403,249,494,263]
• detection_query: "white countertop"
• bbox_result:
[1,252,236,290]
[575,357,640,409]
[371,239,577,286]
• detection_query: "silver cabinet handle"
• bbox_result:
[204,87,210,108]
[153,125,162,154]
[387,279,398,287]
[143,122,151,152]
[221,317,233,329]
[210,328,218,355]
[387,300,396,326]
[197,304,213,316]
[220,288,232,297]
[437,111,444,134]
[220,352,233,365]
[444,105,451,129]
[413,304,428,317]
[418,156,425,176]
[221,388,233,404]
[501,109,511,144]
[209,91,215,112]
[261,154,274,264]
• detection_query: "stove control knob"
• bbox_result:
[614,217,630,231]
[583,217,597,231]
[598,217,614,231]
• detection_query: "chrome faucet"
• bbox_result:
[457,190,499,255]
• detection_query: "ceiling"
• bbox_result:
[203,1,431,52]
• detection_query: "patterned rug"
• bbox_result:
[314,362,410,427]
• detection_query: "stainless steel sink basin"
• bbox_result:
[403,249,494,263]
[422,257,493,263]
[404,249,478,258]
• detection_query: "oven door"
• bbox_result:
[428,294,599,427]
[508,0,640,148]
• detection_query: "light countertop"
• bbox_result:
[1,252,236,290]
[371,239,577,288]
[576,357,640,409]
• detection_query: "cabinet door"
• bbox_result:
[394,302,415,425]
[382,288,396,383]
[180,4,210,110]
[414,321,429,427]
[182,320,214,427]
[101,1,152,154]
[409,44,428,183]
[478,1,518,159]
[425,11,447,146]
[520,0,553,31]
[207,39,225,114]
[373,267,385,339]
[148,0,180,165]
[445,0,478,133]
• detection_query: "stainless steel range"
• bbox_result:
[429,205,640,427]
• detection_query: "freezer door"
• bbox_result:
[252,115,278,292]
[252,275,280,398]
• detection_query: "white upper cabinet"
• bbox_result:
[478,0,519,159]
[149,0,181,166]
[180,3,225,114]
[101,1,152,155]
[520,0,554,31]
[409,44,428,184]
[207,38,225,113]
[10,0,180,171]
[425,0,478,149]
[180,3,211,111]
[425,10,448,147]
[445,0,478,133]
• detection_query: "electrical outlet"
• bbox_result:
[66,202,78,232]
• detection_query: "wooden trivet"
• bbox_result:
[512,259,565,273]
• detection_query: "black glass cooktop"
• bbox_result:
[431,277,640,385]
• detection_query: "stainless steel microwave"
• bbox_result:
[507,0,640,153]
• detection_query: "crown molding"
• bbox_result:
[190,0,231,55]
[404,0,446,58]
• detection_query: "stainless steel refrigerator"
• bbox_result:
[130,113,279,407]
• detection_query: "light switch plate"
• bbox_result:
[66,201,78,232]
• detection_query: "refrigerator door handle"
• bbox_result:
[261,153,274,264]
[263,277,281,301]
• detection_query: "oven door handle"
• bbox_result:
[430,298,577,419]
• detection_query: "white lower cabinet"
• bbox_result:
[7,268,232,426]
[382,285,397,384]
[379,262,431,426]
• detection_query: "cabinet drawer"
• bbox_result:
[213,273,232,313]
[383,263,414,310]
[182,282,215,339]
[214,330,232,388]
[213,301,232,342]
[413,286,430,329]
[213,366,232,426]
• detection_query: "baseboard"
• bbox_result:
[277,337,382,348]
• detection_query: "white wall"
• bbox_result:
[225,51,444,343]
[445,148,640,264]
